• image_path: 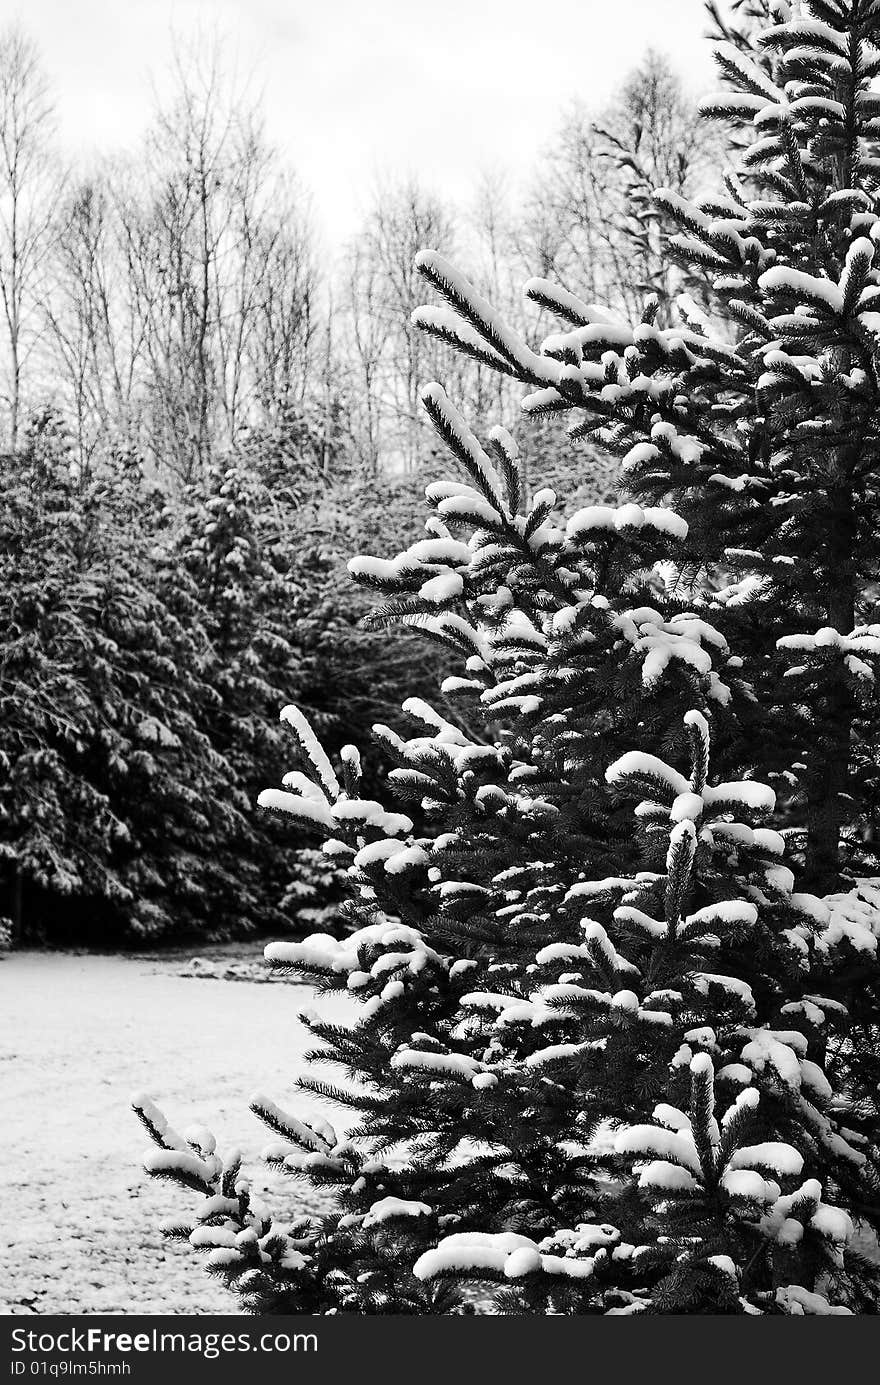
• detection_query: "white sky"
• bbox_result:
[15,0,714,251]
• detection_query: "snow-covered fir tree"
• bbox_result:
[173,417,449,933]
[0,399,435,941]
[135,0,880,1314]
[0,413,119,938]
[0,416,256,940]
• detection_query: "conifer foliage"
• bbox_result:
[136,0,880,1314]
[0,409,412,942]
[0,416,253,940]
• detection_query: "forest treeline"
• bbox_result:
[0,25,719,943]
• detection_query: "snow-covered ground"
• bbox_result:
[0,950,352,1315]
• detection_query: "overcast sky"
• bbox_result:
[15,0,714,251]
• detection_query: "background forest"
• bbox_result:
[0,22,720,944]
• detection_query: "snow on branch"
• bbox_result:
[414,249,564,388]
[420,383,505,510]
[279,705,340,798]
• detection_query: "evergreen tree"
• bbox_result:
[173,441,318,930]
[134,0,880,1314]
[173,415,448,933]
[85,451,259,940]
[0,416,255,940]
[0,413,117,938]
[134,405,877,1313]
[0,400,454,941]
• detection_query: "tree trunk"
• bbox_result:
[804,485,856,893]
[11,861,23,946]
[9,341,19,451]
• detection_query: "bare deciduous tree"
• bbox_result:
[42,175,142,473]
[521,52,719,321]
[344,178,457,473]
[41,36,320,485]
[0,26,58,448]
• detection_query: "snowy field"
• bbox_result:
[0,950,352,1315]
